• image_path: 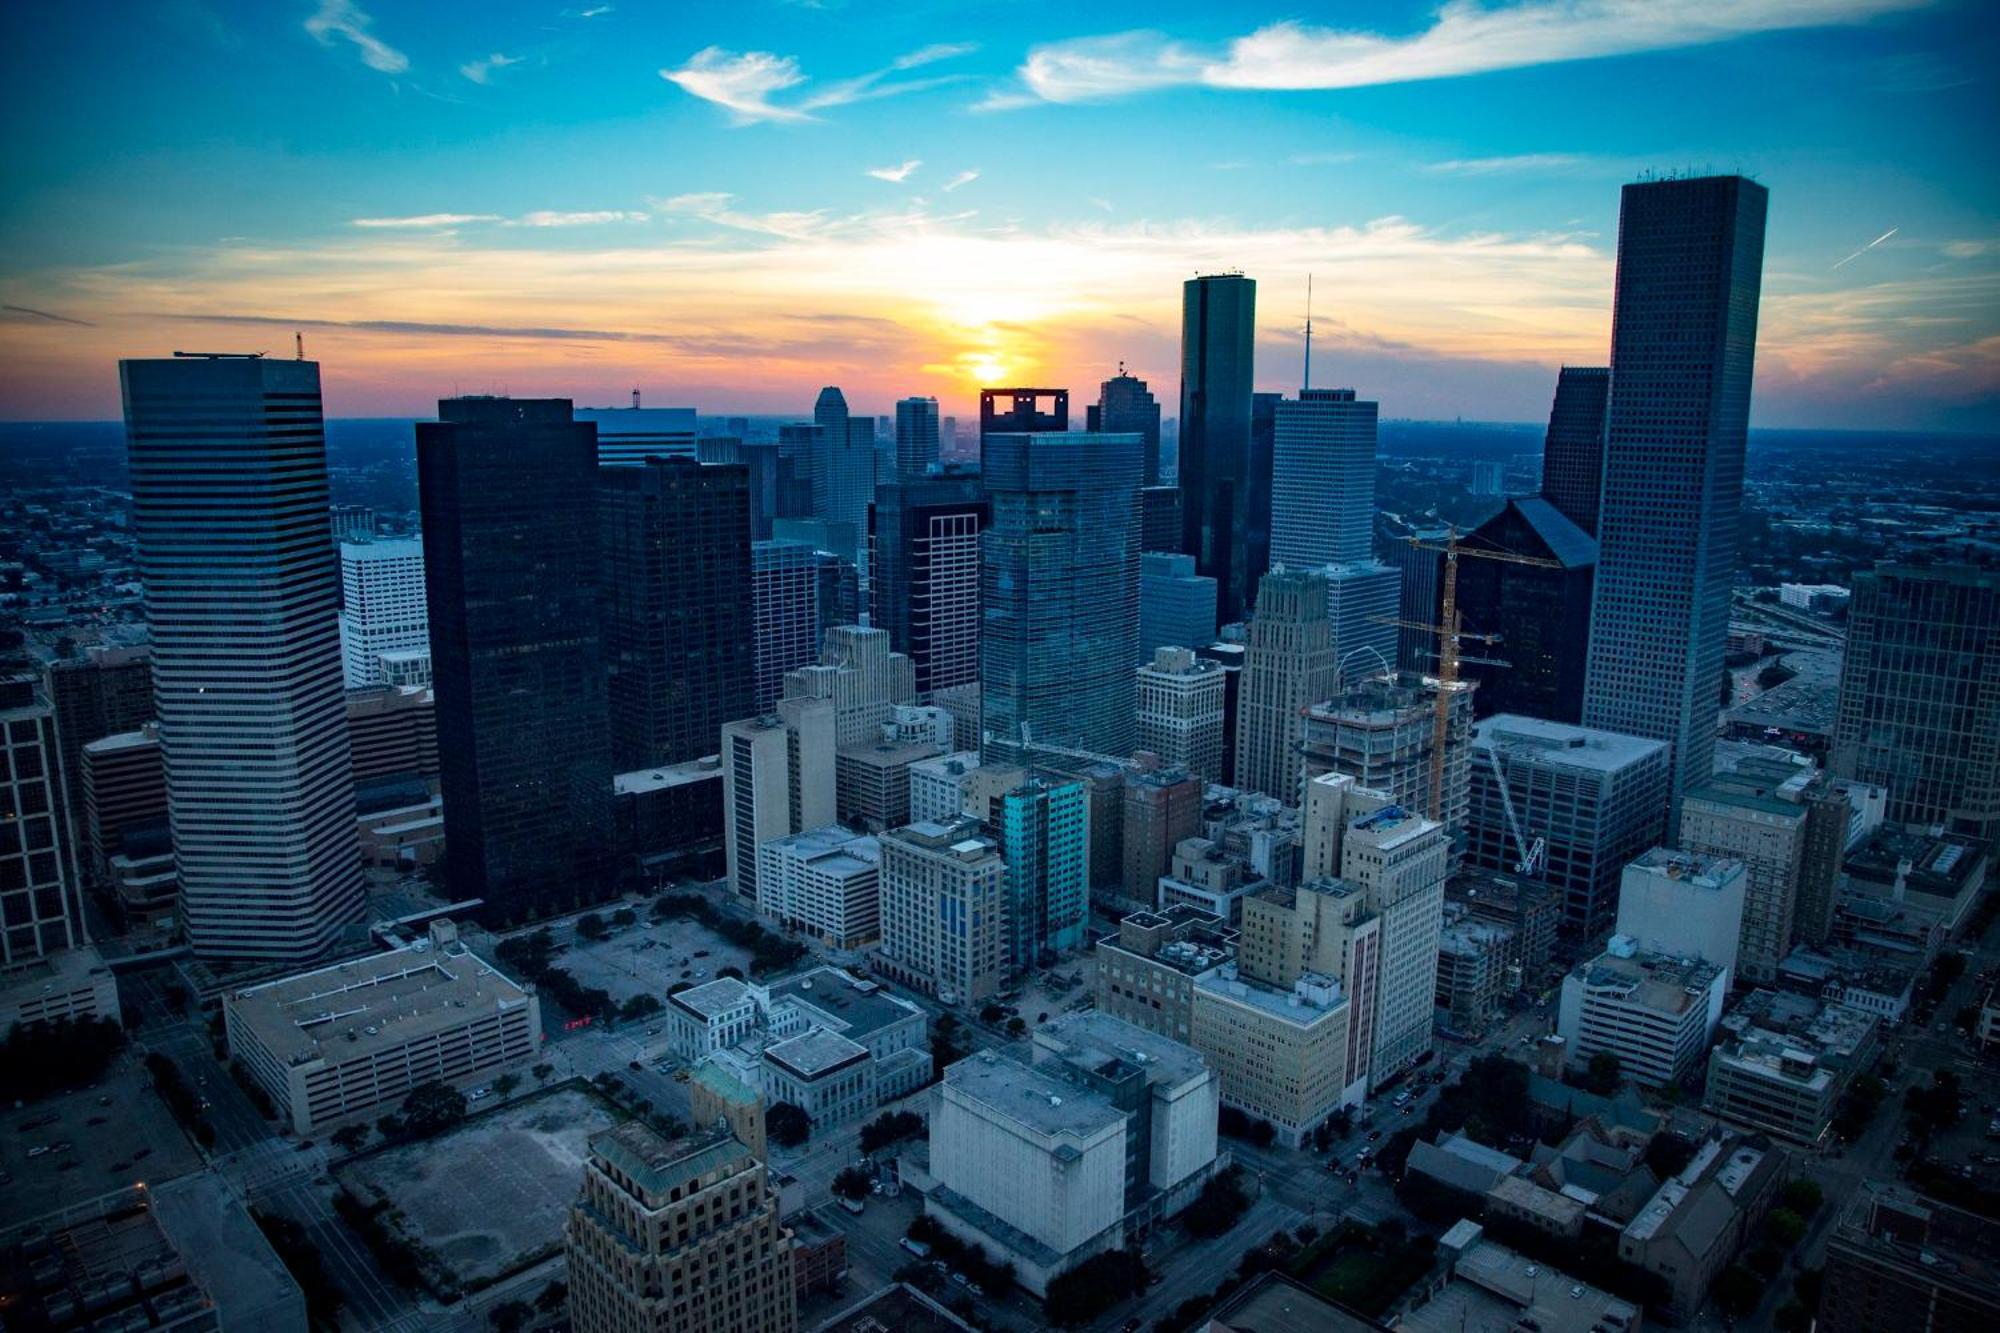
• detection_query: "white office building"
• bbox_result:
[1614,847,1747,986]
[1558,938,1729,1087]
[720,700,836,903]
[909,751,981,825]
[338,537,428,689]
[875,818,1007,1005]
[756,825,881,948]
[1136,647,1228,784]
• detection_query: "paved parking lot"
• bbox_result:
[0,1058,202,1228]
[517,906,757,1010]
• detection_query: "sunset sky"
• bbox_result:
[1,0,1994,429]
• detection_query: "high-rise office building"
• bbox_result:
[978,387,1067,441]
[0,676,82,966]
[1178,274,1258,626]
[868,469,987,695]
[1140,485,1183,553]
[338,537,429,690]
[565,1122,796,1333]
[894,395,940,478]
[980,431,1143,763]
[1680,761,1828,985]
[1235,568,1336,803]
[1385,525,1449,674]
[1465,714,1670,937]
[1468,461,1506,497]
[1135,647,1227,784]
[749,540,825,713]
[1453,498,1597,723]
[1583,175,1768,835]
[1246,391,1278,613]
[1832,562,1999,841]
[43,644,153,891]
[719,701,835,903]
[599,456,753,770]
[782,625,915,747]
[1089,369,1163,485]
[876,817,1008,1004]
[1122,763,1207,905]
[1539,366,1611,537]
[121,355,364,959]
[575,404,698,468]
[1270,389,1377,569]
[1139,552,1219,662]
[810,387,874,564]
[1325,561,1402,684]
[997,775,1088,966]
[418,396,613,919]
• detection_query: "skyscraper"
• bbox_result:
[1539,366,1611,537]
[1140,484,1184,553]
[978,387,1067,440]
[1453,498,1597,723]
[749,539,825,712]
[419,397,614,920]
[868,469,987,695]
[338,537,428,689]
[980,430,1143,762]
[599,456,753,770]
[1270,388,1377,569]
[1178,274,1258,625]
[1139,551,1219,662]
[1235,568,1336,803]
[1385,524,1449,673]
[1089,369,1163,485]
[998,775,1088,965]
[121,354,364,961]
[574,404,698,468]
[1831,561,1999,841]
[0,676,82,966]
[810,387,874,564]
[894,395,940,478]
[1583,175,1768,833]
[1135,648,1227,785]
[1324,561,1402,684]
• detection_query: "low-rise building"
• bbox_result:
[757,825,882,948]
[613,756,724,882]
[1159,835,1270,924]
[1092,905,1237,1044]
[788,1206,849,1303]
[1821,1188,2000,1333]
[1840,826,1990,944]
[1775,945,1918,1022]
[1556,940,1728,1088]
[666,977,760,1060]
[909,751,980,825]
[1704,990,1878,1146]
[836,737,941,833]
[0,944,121,1034]
[1403,1221,1642,1333]
[1618,1133,1786,1323]
[224,921,541,1135]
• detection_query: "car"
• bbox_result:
[950,1272,972,1289]
[838,1196,865,1214]
[468,1088,492,1101]
[1367,1130,1382,1141]
[693,950,710,958]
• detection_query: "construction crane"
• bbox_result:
[1484,744,1547,877]
[1371,526,1564,823]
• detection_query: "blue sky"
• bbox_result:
[1,0,1994,428]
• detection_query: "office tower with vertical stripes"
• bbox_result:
[1179,274,1258,626]
[338,537,428,689]
[121,355,364,959]
[1235,567,1336,803]
[1271,388,1377,569]
[1583,176,1767,834]
[894,395,940,478]
[869,469,987,696]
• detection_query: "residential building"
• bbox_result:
[1093,905,1238,1043]
[225,920,540,1135]
[574,403,697,468]
[757,826,881,948]
[565,1121,796,1333]
[1122,762,1206,901]
[1832,562,2000,841]
[1539,366,1611,537]
[1270,388,1378,569]
[720,701,836,903]
[337,537,428,690]
[894,396,939,478]
[1705,990,1878,1146]
[996,776,1088,965]
[599,456,753,770]
[121,354,363,959]
[1140,552,1219,663]
[1584,176,1768,836]
[1557,940,1729,1087]
[1466,715,1670,938]
[1234,567,1335,803]
[1179,273,1259,626]
[875,818,1007,1004]
[909,750,980,825]
[1089,370,1163,485]
[1614,848,1747,983]
[1135,648,1226,783]
[1453,498,1598,723]
[867,469,986,695]
[1822,1189,2000,1333]
[1619,1132,1786,1323]
[1301,671,1475,853]
[980,429,1143,763]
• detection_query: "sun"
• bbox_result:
[968,356,1006,385]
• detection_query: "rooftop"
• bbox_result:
[1624,846,1746,892]
[613,756,723,794]
[1573,948,1724,1016]
[764,825,881,879]
[1405,1228,1636,1333]
[944,1050,1127,1143]
[1475,714,1669,772]
[1206,1271,1387,1332]
[765,1027,872,1080]
[590,1122,747,1200]
[225,937,532,1069]
[1195,964,1348,1025]
[764,966,923,1039]
[669,976,756,1021]
[1032,1011,1211,1089]
[811,1281,978,1333]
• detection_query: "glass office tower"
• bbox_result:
[1178,274,1258,626]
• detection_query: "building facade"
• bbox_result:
[1234,567,1335,803]
[1537,366,1610,538]
[1179,274,1259,626]
[720,702,836,903]
[756,826,881,948]
[337,537,428,690]
[1452,498,1597,724]
[1139,552,1219,663]
[1089,371,1164,486]
[1135,648,1227,784]
[0,677,82,966]
[1270,388,1377,569]
[867,470,986,696]
[875,818,1007,1004]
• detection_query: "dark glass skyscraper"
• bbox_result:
[894,396,941,479]
[599,456,753,771]
[419,397,613,919]
[869,468,987,695]
[980,431,1142,763]
[811,386,873,563]
[1088,370,1163,485]
[1539,366,1610,537]
[1178,274,1257,626]
[1583,175,1767,832]
[121,355,364,961]
[1455,498,1598,723]
[979,387,1068,440]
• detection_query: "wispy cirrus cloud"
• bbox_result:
[351,212,502,228]
[995,1,1930,106]
[304,0,408,75]
[867,160,921,183]
[460,52,523,84]
[1425,153,1590,175]
[663,42,976,124]
[513,210,648,227]
[351,210,646,229]
[942,171,980,192]
[2,303,95,327]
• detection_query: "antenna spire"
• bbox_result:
[294,332,303,361]
[1302,274,1314,392]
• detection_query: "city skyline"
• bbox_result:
[1,1,1994,430]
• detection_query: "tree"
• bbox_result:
[331,1124,370,1154]
[619,994,663,1023]
[979,1002,1006,1024]
[1775,1300,1812,1333]
[860,1110,926,1154]
[1006,1016,1027,1038]
[1249,1118,1277,1149]
[1043,1247,1151,1327]
[489,1299,532,1333]
[0,1016,127,1102]
[1712,1264,1762,1317]
[1584,1050,1623,1095]
[495,1073,521,1099]
[1184,1167,1251,1239]
[1748,1244,1785,1279]
[576,913,608,942]
[611,907,637,928]
[768,1101,811,1148]
[1645,1132,1697,1181]
[1766,1207,1808,1248]
[718,965,745,980]
[833,1167,873,1201]
[400,1081,467,1138]
[534,1280,568,1313]
[531,1062,554,1084]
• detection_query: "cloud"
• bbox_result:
[351,213,504,228]
[1425,153,1588,175]
[2,303,95,327]
[664,42,975,123]
[1288,151,1360,166]
[942,171,980,192]
[867,160,921,183]
[1002,2,1929,105]
[512,210,648,227]
[304,0,409,75]
[651,192,831,240]
[1943,240,1989,259]
[569,3,614,15]
[460,52,523,84]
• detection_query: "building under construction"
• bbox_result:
[1300,670,1476,863]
